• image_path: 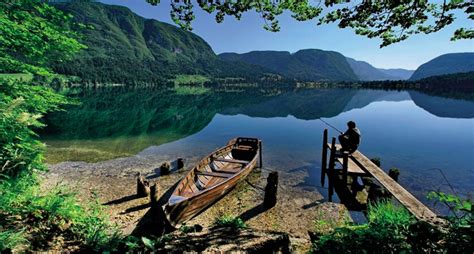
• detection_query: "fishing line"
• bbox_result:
[319,118,343,134]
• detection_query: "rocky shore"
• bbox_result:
[44,153,349,251]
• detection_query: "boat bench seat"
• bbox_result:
[197,171,232,178]
[214,158,249,164]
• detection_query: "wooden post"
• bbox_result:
[342,151,349,185]
[388,168,400,182]
[136,173,150,197]
[160,162,170,175]
[259,140,263,168]
[177,158,184,169]
[150,183,160,206]
[328,137,337,202]
[264,171,278,208]
[321,129,328,186]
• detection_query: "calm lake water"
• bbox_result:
[42,88,474,212]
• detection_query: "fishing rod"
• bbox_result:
[319,118,343,134]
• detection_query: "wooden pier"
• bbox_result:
[320,129,445,226]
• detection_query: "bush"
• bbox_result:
[312,201,415,253]
[214,215,247,230]
[0,79,121,252]
[312,197,473,253]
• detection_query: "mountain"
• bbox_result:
[345,57,413,81]
[219,49,358,81]
[410,53,474,80]
[409,91,474,118]
[378,69,414,80]
[52,2,267,84]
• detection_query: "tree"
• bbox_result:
[0,0,85,75]
[0,0,84,176]
[146,0,473,47]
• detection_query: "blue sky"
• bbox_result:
[101,0,473,70]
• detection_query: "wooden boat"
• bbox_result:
[163,137,261,227]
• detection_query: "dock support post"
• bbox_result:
[136,173,150,197]
[160,162,170,175]
[328,137,337,202]
[342,151,349,185]
[150,183,160,206]
[177,158,184,170]
[321,129,328,186]
[264,171,278,208]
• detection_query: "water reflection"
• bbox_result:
[42,88,474,210]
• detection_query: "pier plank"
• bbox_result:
[327,143,444,225]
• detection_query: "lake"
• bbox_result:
[42,88,474,213]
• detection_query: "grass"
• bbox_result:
[0,173,122,252]
[311,201,415,253]
[173,74,210,86]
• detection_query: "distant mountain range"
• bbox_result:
[52,2,473,84]
[409,53,474,80]
[345,57,414,81]
[219,50,358,81]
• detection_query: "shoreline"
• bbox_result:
[44,153,349,250]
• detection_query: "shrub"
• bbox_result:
[312,201,415,253]
[214,215,247,230]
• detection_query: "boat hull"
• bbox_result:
[163,137,260,227]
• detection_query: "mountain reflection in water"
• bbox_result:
[42,88,473,210]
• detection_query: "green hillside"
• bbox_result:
[219,49,358,81]
[410,53,474,80]
[51,2,267,84]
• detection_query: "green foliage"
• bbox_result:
[0,73,33,81]
[312,201,415,253]
[313,197,473,253]
[214,215,247,230]
[0,0,85,75]
[0,2,121,252]
[0,229,26,251]
[0,173,122,252]
[428,191,472,217]
[146,0,473,47]
[173,74,210,86]
[0,79,69,177]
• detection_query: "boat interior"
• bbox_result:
[173,138,259,199]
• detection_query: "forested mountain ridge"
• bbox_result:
[345,57,413,81]
[378,68,414,80]
[51,2,268,84]
[410,53,474,80]
[219,49,358,81]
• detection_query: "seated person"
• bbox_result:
[338,121,361,153]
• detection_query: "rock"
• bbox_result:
[157,227,291,253]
